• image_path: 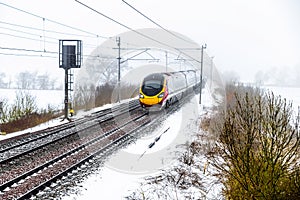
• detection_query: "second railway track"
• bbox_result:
[0,99,150,199]
[0,91,197,199]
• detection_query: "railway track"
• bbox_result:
[0,99,150,199]
[0,90,198,199]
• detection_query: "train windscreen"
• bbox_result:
[141,74,164,96]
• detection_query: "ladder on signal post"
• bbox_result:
[68,69,74,113]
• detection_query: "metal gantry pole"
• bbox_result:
[165,51,168,72]
[199,44,206,104]
[210,56,214,90]
[117,37,121,103]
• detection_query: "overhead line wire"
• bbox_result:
[0,46,115,60]
[0,2,109,39]
[121,0,195,45]
[74,0,202,64]
[0,46,56,54]
[0,32,57,45]
[0,26,58,41]
[0,21,103,39]
[0,30,101,49]
[0,52,56,58]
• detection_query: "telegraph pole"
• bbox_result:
[199,44,207,104]
[116,37,121,103]
[165,51,168,72]
[210,56,214,90]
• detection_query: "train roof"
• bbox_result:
[143,70,197,80]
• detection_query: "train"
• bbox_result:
[139,70,200,110]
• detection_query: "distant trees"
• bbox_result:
[0,72,7,88]
[0,71,60,90]
[221,70,240,84]
[254,65,300,87]
[78,54,129,86]
[16,71,37,89]
[73,52,133,111]
[73,82,139,111]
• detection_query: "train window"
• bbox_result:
[141,74,164,96]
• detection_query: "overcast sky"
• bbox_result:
[0,0,299,82]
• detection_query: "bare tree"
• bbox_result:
[0,72,7,88]
[16,71,37,89]
[36,73,50,90]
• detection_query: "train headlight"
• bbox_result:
[158,93,164,98]
[139,94,144,99]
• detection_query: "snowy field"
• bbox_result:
[60,88,215,200]
[264,86,300,113]
[1,86,300,199]
[0,88,64,110]
[61,86,300,200]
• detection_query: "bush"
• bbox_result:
[74,82,139,111]
[0,91,61,133]
[209,85,300,199]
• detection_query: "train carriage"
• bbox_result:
[139,70,198,110]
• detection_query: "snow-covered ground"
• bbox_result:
[1,86,300,199]
[0,88,64,109]
[61,86,300,200]
[62,89,214,200]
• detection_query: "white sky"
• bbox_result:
[0,0,299,82]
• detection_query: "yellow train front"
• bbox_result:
[139,73,168,110]
[139,71,198,110]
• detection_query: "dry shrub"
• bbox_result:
[1,112,61,133]
[200,116,211,132]
[74,82,139,111]
[209,84,300,199]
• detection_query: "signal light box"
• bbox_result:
[59,40,82,69]
[59,39,82,121]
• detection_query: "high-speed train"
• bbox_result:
[139,70,199,110]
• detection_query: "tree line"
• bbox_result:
[0,71,62,90]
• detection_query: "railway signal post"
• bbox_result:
[0,102,5,135]
[59,40,82,121]
[116,37,121,103]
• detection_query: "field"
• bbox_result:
[0,89,64,110]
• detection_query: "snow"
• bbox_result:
[62,89,213,200]
[0,117,66,141]
[0,89,130,140]
[62,86,300,200]
[0,90,63,140]
[264,86,300,113]
[1,86,300,199]
[0,89,64,109]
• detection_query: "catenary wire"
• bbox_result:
[0,2,109,39]
[0,21,104,39]
[121,0,196,45]
[74,0,202,65]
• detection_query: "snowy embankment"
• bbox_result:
[1,86,300,199]
[61,88,217,200]
[60,86,300,200]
